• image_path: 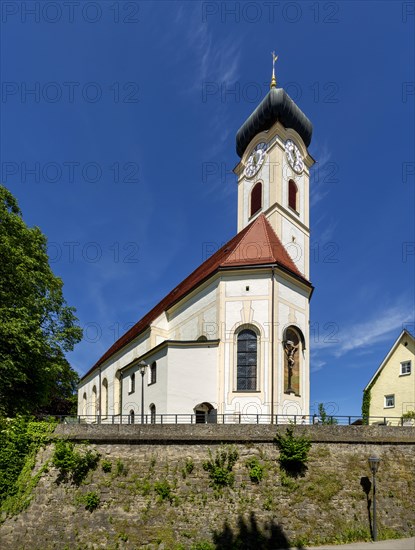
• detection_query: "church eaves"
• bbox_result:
[82,214,311,380]
[235,87,313,158]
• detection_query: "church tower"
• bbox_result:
[234,56,314,279]
[78,55,315,424]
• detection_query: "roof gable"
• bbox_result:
[364,329,415,390]
[82,215,310,379]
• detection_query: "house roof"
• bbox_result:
[236,87,313,157]
[81,214,311,380]
[364,329,415,390]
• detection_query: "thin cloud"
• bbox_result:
[310,358,326,373]
[312,300,413,358]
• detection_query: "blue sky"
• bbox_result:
[1,1,414,417]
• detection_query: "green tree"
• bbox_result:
[318,403,338,425]
[0,185,82,416]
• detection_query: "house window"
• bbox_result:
[384,394,395,408]
[236,329,257,391]
[250,182,262,217]
[288,179,298,212]
[150,362,157,385]
[129,409,135,424]
[400,361,411,375]
[129,373,135,394]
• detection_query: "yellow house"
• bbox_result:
[363,329,415,425]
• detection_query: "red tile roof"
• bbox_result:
[82,215,311,380]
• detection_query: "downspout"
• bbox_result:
[120,372,123,418]
[271,266,275,424]
[98,367,102,423]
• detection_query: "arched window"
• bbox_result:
[150,362,157,385]
[91,385,97,416]
[129,372,135,394]
[101,378,108,417]
[283,326,304,396]
[237,329,258,391]
[129,409,135,424]
[82,392,87,416]
[288,179,298,212]
[114,370,122,416]
[149,403,156,424]
[250,182,262,217]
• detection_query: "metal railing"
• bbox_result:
[49,413,415,426]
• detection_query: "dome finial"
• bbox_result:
[270,51,278,89]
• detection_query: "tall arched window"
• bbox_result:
[283,326,304,396]
[129,409,135,424]
[288,179,298,212]
[82,392,87,416]
[114,370,122,416]
[149,403,156,424]
[150,362,157,385]
[101,378,108,417]
[250,182,262,217]
[237,329,258,390]
[129,372,135,394]
[91,385,97,416]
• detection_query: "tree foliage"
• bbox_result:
[318,403,338,425]
[0,185,82,416]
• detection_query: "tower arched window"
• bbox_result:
[250,182,262,217]
[236,329,258,391]
[283,326,305,396]
[288,179,298,212]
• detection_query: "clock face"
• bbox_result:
[285,139,304,174]
[244,142,267,178]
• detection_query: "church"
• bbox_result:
[77,60,315,423]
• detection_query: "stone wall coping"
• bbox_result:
[54,424,415,444]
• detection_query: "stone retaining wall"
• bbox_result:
[0,426,414,549]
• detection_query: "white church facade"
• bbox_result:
[78,67,315,423]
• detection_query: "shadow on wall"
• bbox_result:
[212,512,304,549]
[360,476,373,540]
